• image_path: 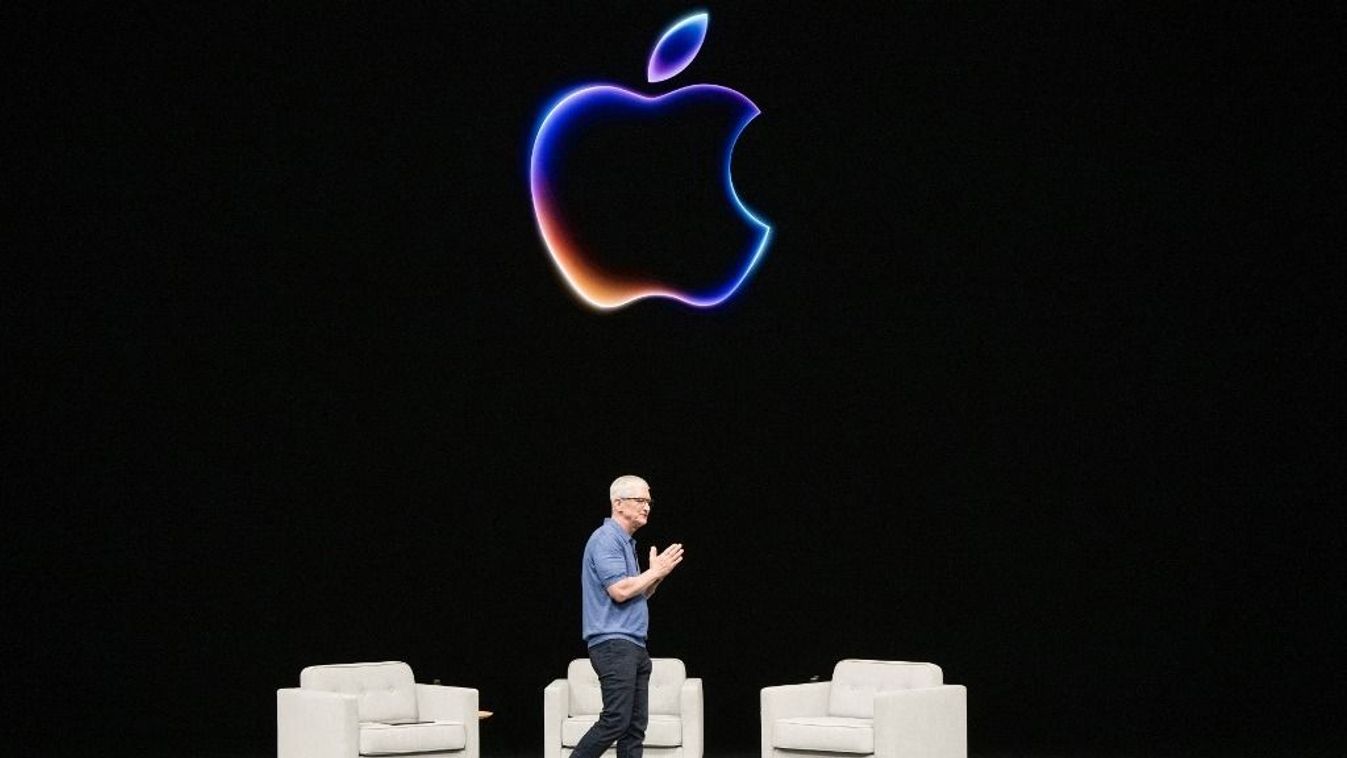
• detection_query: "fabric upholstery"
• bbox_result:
[359,720,466,755]
[280,661,478,758]
[547,657,701,758]
[772,716,874,753]
[828,660,943,718]
[565,658,605,717]
[760,660,965,758]
[301,661,419,724]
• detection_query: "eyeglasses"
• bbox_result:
[618,497,652,506]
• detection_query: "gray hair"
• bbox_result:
[609,474,649,501]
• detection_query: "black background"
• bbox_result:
[6,2,1342,756]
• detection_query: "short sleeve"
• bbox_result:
[593,533,630,588]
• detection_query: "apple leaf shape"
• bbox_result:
[647,12,708,83]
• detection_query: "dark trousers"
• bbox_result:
[571,639,652,758]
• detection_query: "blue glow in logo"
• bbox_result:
[530,12,772,310]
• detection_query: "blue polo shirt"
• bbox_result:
[581,517,648,648]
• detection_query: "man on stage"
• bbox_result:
[572,475,685,758]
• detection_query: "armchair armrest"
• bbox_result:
[277,687,358,758]
[873,684,967,758]
[543,678,569,758]
[680,678,704,758]
[760,682,830,758]
[416,684,480,758]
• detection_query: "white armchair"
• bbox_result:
[278,661,479,758]
[545,657,703,758]
[761,659,966,758]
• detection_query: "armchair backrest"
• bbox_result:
[828,659,944,718]
[567,657,687,716]
[300,661,419,723]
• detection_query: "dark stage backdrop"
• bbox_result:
[6,2,1341,756]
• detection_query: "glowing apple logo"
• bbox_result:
[530,12,772,310]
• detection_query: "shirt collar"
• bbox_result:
[603,517,635,543]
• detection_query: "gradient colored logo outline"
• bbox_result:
[529,12,772,310]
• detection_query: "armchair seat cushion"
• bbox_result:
[561,714,683,747]
[772,716,874,754]
[359,720,467,755]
